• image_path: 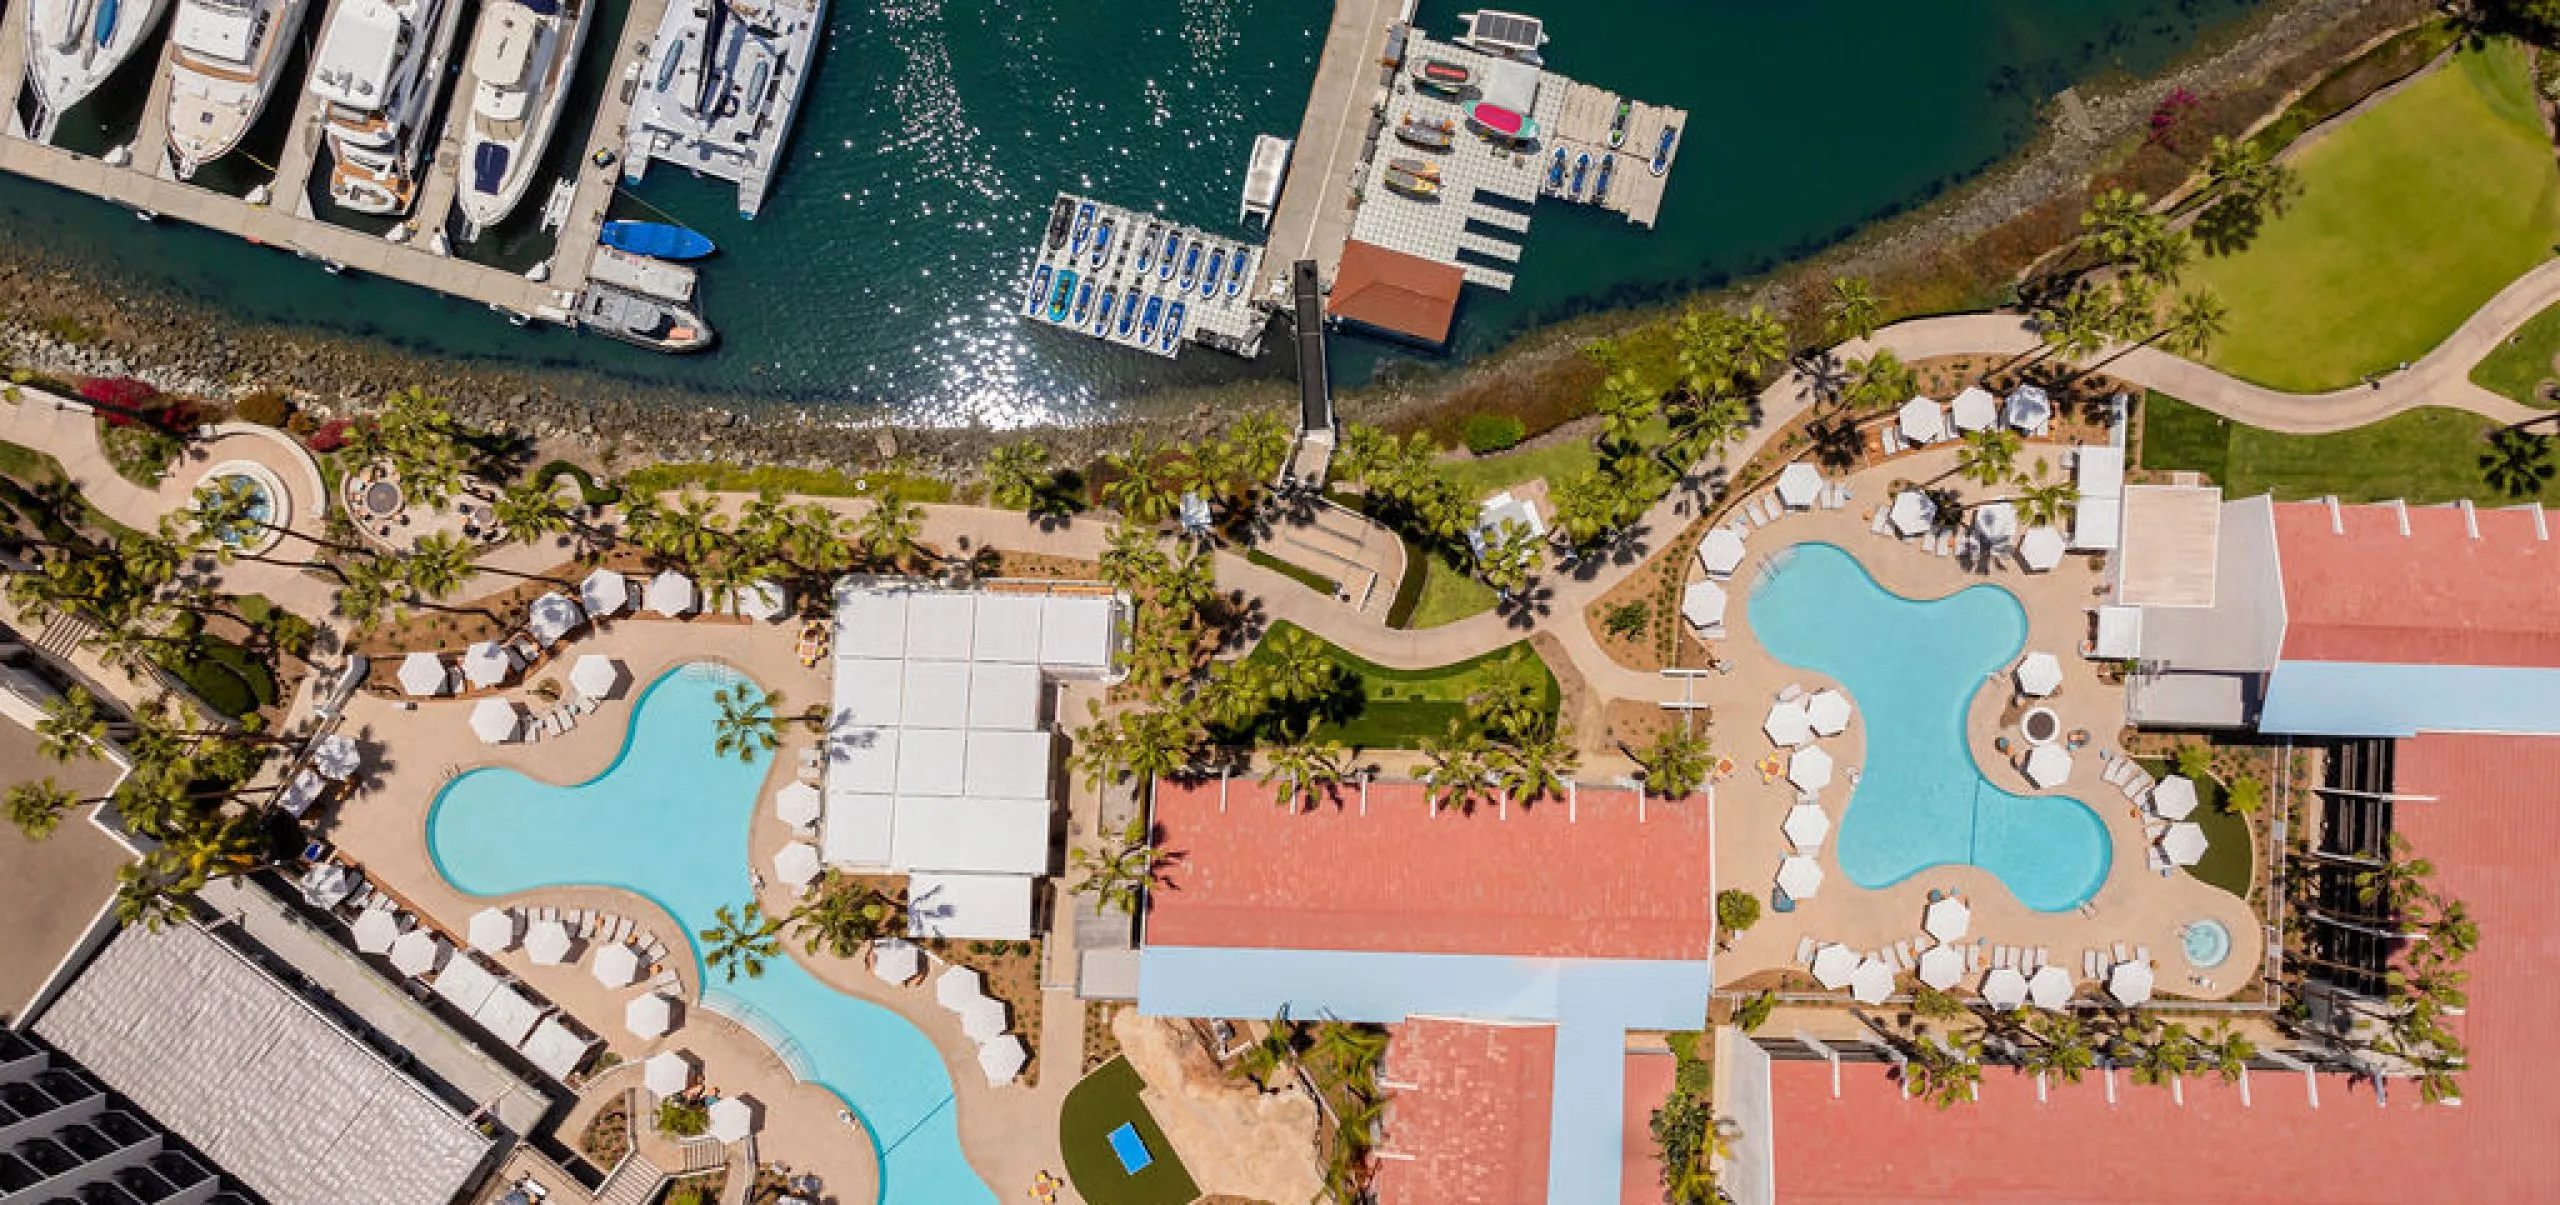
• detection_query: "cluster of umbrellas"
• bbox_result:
[937,966,1029,1086]
[1768,688,1853,903]
[1811,892,2160,1009]
[640,1051,754,1143]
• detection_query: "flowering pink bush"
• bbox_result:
[309,418,352,453]
[2147,88,2200,150]
[79,376,158,412]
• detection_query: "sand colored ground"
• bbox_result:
[1112,1012,1325,1205]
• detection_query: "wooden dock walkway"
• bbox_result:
[1254,0,1403,305]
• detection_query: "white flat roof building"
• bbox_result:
[891,797,1054,874]
[909,872,1036,942]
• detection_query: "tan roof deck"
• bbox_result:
[0,722,129,1023]
[2117,484,2224,607]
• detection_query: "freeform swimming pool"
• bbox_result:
[1748,543,2112,911]
[426,663,997,1205]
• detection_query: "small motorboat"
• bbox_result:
[1389,156,1441,180]
[1200,248,1225,298]
[1652,125,1678,177]
[1135,222,1162,274]
[1089,215,1114,269]
[1047,269,1077,322]
[1178,242,1203,293]
[1070,202,1096,255]
[1046,197,1073,250]
[1608,99,1631,149]
[1413,57,1471,95]
[1093,286,1117,336]
[1118,290,1142,338]
[1570,152,1590,199]
[1024,264,1051,317]
[1162,300,1187,352]
[1396,114,1454,152]
[600,221,716,261]
[1595,154,1616,203]
[1139,294,1164,344]
[1224,249,1248,298]
[1159,231,1183,282]
[1467,102,1537,144]
[1070,278,1095,326]
[1382,166,1440,199]
[1547,147,1566,192]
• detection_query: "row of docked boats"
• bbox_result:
[1028,194,1259,358]
[1021,263,1194,355]
[1043,199,1253,301]
[1544,145,1615,203]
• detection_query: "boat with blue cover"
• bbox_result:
[1570,152,1590,199]
[1652,125,1677,176]
[1090,216,1114,268]
[1092,286,1116,336]
[1547,147,1565,192]
[1159,232,1182,282]
[1224,250,1247,298]
[1162,301,1187,352]
[1594,154,1615,203]
[1139,295,1164,344]
[1136,222,1161,274]
[1201,248,1225,298]
[1070,203,1096,256]
[1118,290,1142,339]
[1047,270,1077,322]
[1178,243,1202,293]
[1070,279,1094,326]
[24,0,176,143]
[601,221,715,261]
[1024,264,1051,316]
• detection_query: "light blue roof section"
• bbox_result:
[1547,1020,1628,1204]
[2261,661,2560,737]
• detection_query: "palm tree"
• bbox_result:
[1729,305,1790,384]
[1842,349,1917,414]
[1956,428,2024,489]
[2077,188,2155,268]
[711,681,784,763]
[349,388,477,508]
[2354,834,2435,913]
[2480,427,2555,499]
[1104,436,1180,522]
[2014,473,2079,529]
[627,492,730,568]
[699,902,785,982]
[1071,704,1201,790]
[2160,289,2228,358]
[1493,724,1578,805]
[2033,286,2116,370]
[981,441,1050,511]
[1475,518,1542,598]
[1068,816,1162,916]
[1631,726,1713,800]
[856,492,926,566]
[788,873,905,957]
[6,779,81,839]
[1418,724,1493,812]
[334,554,407,631]
[1261,735,1349,811]
[2116,1020,2195,1087]
[1595,370,1660,453]
[402,531,481,604]
[1904,1034,1984,1109]
[2195,1023,2255,1083]
[1824,276,1883,344]
[1236,1009,1297,1087]
[1099,522,1171,593]
[1258,626,1340,705]
[1308,1021,1387,1075]
[1466,651,1549,743]
[490,478,572,548]
[35,686,107,762]
[2022,1013,2097,1085]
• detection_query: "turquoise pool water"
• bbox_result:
[2184,919,2233,968]
[1748,543,2111,911]
[426,664,997,1205]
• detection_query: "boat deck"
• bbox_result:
[588,246,698,301]
[1020,192,1268,362]
[623,0,827,218]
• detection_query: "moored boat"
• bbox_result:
[1070,278,1095,326]
[1159,232,1183,283]
[1089,215,1114,269]
[1382,166,1440,199]
[1093,286,1117,336]
[163,0,316,177]
[1594,154,1615,203]
[457,0,595,238]
[1608,98,1630,148]
[1652,125,1678,176]
[1045,196,1073,250]
[1118,290,1142,339]
[1388,156,1440,181]
[578,283,713,352]
[1569,151,1590,199]
[25,0,175,144]
[1047,270,1077,322]
[1467,102,1537,145]
[1223,249,1247,298]
[310,0,468,216]
[1024,264,1051,316]
[1070,202,1096,256]
[1396,113,1454,152]
[1135,221,1162,274]
[1200,247,1224,298]
[1546,146,1565,192]
[1178,242,1202,293]
[1162,300,1187,352]
[1139,295,1164,343]
[1413,57,1471,95]
[601,221,716,261]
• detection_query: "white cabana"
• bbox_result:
[936,966,986,1012]
[2092,604,2144,659]
[2019,526,2067,572]
[1972,501,2019,546]
[1982,966,2029,1010]
[467,907,518,953]
[2028,965,2074,1011]
[2005,385,2053,433]
[1763,700,1814,748]
[871,938,921,985]
[591,943,642,988]
[1899,396,1947,444]
[625,992,675,1039]
[569,654,625,701]
[2151,776,2200,820]
[2014,652,2063,697]
[461,641,516,689]
[2024,745,2072,789]
[1948,386,1999,433]
[1811,944,1857,990]
[433,955,502,1015]
[278,769,328,819]
[1783,804,1830,851]
[2109,960,2155,1006]
[1917,945,1966,991]
[1804,689,1852,737]
[978,1035,1029,1086]
[2161,821,2209,866]
[398,652,452,697]
[520,1016,600,1082]
[643,1050,697,1098]
[581,568,631,618]
[774,782,823,828]
[707,1097,755,1144]
[773,841,823,888]
[1849,956,1896,1005]
[1696,527,1747,577]
[352,907,406,955]
[312,733,361,781]
[1680,580,1728,631]
[645,570,699,618]
[470,698,521,744]
[525,919,574,965]
[472,982,546,1048]
[389,929,446,977]
[1790,745,1835,793]
[959,995,1010,1043]
[1775,462,1824,510]
[1924,898,1972,943]
[1889,490,1937,537]
[1776,855,1824,901]
[728,580,791,623]
[527,592,586,645]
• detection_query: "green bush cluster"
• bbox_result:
[533,459,624,507]
[233,392,291,428]
[1459,412,1527,455]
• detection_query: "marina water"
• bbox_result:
[0,0,2256,424]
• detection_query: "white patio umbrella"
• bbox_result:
[389,929,446,978]
[398,652,451,697]
[773,841,823,887]
[1790,745,1835,793]
[936,966,985,1012]
[707,1096,755,1143]
[1680,580,1728,631]
[2161,822,2209,866]
[1899,396,1947,444]
[2019,526,2067,572]
[645,570,698,617]
[625,993,675,1039]
[1924,898,1972,943]
[470,698,521,744]
[979,1035,1029,1086]
[591,943,641,988]
[311,733,361,781]
[2014,652,2063,698]
[731,580,791,623]
[352,907,406,955]
[1811,944,1857,990]
[2024,745,2072,789]
[2151,776,2200,820]
[1776,855,1824,901]
[461,641,516,689]
[1981,966,2029,1010]
[871,938,921,985]
[581,568,632,619]
[1949,386,1999,433]
[569,655,625,701]
[2109,960,2155,1006]
[1696,527,1747,577]
[643,1050,696,1097]
[528,591,586,645]
[2005,385,2053,433]
[525,919,574,965]
[1804,689,1852,737]
[775,782,823,828]
[1783,804,1830,851]
[1849,956,1896,1005]
[1775,462,1824,509]
[1889,490,1937,537]
[468,907,518,953]
[1763,700,1814,748]
[2028,965,2074,1011]
[1917,945,1965,991]
[960,995,1010,1043]
[1972,501,2019,546]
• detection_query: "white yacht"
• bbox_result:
[622,0,828,218]
[22,0,174,143]
[455,0,591,238]
[308,0,466,214]
[163,0,315,177]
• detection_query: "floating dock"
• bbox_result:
[1019,192,1266,361]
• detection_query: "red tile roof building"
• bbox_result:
[2272,501,2560,667]
[1327,241,1466,346]
[1621,1050,1677,1205]
[1373,1019,1557,1205]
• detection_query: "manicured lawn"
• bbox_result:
[1058,1058,1199,1205]
[2468,297,2560,406]
[2140,394,2552,504]
[1238,620,1558,748]
[1244,547,1338,596]
[1440,440,1599,501]
[1404,547,1498,628]
[2188,40,2560,392]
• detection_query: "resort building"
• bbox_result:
[0,1026,253,1205]
[822,580,1124,941]
[1325,241,1464,347]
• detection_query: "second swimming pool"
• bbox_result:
[1749,543,2112,911]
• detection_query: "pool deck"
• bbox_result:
[1697,444,2262,1007]
[319,616,1082,1204]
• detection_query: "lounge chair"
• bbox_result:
[2036,947,2051,970]
[2136,945,2152,966]
[2113,941,2131,963]
[1894,940,1915,969]
[1869,507,1893,535]
[1967,945,1984,971]
[2085,949,2103,979]
[1796,936,1818,965]
[1760,492,1784,519]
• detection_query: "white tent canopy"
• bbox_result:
[581,568,631,618]
[959,995,1010,1043]
[2014,652,2063,697]
[1776,855,1824,900]
[1889,490,1937,537]
[2019,526,2067,572]
[978,1035,1028,1086]
[775,782,823,828]
[2005,385,2053,433]
[1783,804,1830,851]
[432,955,502,1015]
[1949,386,1999,433]
[1811,944,1857,990]
[351,907,406,954]
[467,907,517,953]
[707,1097,755,1144]
[389,929,446,977]
[591,943,641,988]
[1849,956,1896,1005]
[312,734,361,781]
[871,938,921,985]
[470,698,520,745]
[773,841,823,887]
[2028,965,2074,1011]
[1680,581,1728,631]
[2092,604,2144,659]
[461,641,515,689]
[1972,501,2019,546]
[527,592,586,645]
[645,570,699,618]
[398,652,451,697]
[525,919,574,965]
[1899,396,1947,444]
[644,1050,697,1097]
[936,966,986,1011]
[1982,966,2028,1010]
[520,1016,598,1082]
[2151,776,2200,820]
[2161,821,2209,866]
[1763,700,1814,748]
[625,993,676,1039]
[2109,960,2155,1006]
[1790,745,1835,793]
[2024,745,2072,789]
[1917,945,1965,991]
[1775,462,1823,510]
[728,580,791,623]
[1924,898,1971,943]
[1696,527,1747,577]
[1804,689,1851,736]
[569,655,625,701]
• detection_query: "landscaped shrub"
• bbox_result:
[98,420,182,487]
[308,418,352,453]
[233,391,291,428]
[79,377,158,415]
[1460,413,1527,455]
[534,459,624,507]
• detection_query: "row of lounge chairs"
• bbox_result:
[514,903,678,989]
[517,695,599,743]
